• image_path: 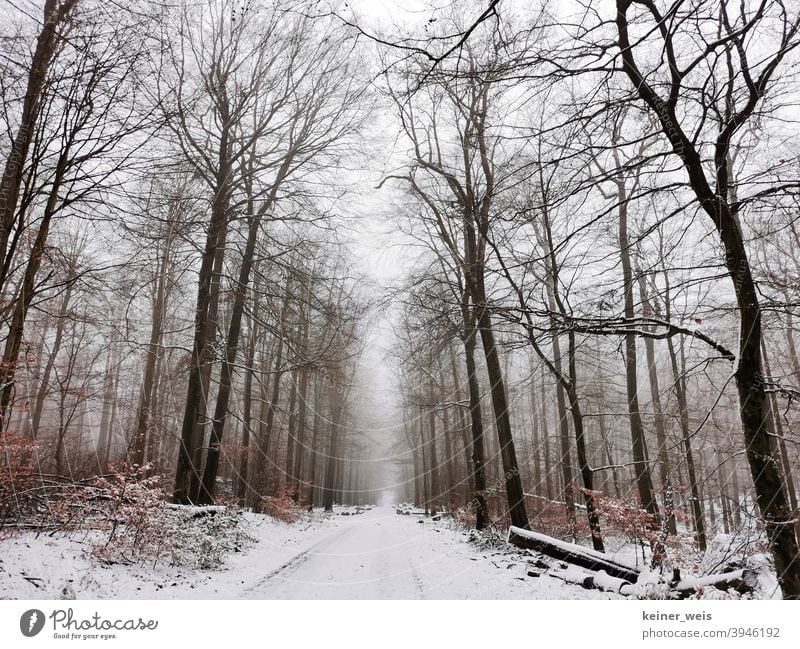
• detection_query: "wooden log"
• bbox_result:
[508,526,640,583]
[584,569,633,594]
[549,567,635,595]
[673,569,758,597]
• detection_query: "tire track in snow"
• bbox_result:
[240,523,353,597]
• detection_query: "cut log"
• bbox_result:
[550,566,635,595]
[508,526,640,583]
[674,569,758,597]
[550,566,594,586]
[585,569,633,594]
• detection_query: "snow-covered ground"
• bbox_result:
[0,505,622,600]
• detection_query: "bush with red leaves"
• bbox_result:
[257,485,302,523]
[0,431,41,528]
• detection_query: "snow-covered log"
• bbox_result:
[165,504,227,518]
[550,566,593,586]
[508,526,640,583]
[673,569,758,597]
[549,567,633,594]
[585,569,633,594]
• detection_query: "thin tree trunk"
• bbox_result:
[638,271,677,535]
[528,357,542,496]
[131,242,170,469]
[236,323,257,504]
[540,367,554,501]
[427,400,440,512]
[616,176,659,522]
[322,379,343,513]
[306,378,322,509]
[761,343,798,516]
[461,288,488,529]
[283,369,299,495]
[668,333,706,551]
[449,341,474,506]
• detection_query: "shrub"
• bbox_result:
[257,485,302,524]
[0,431,42,530]
[89,473,255,569]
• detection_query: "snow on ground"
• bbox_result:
[0,504,621,600]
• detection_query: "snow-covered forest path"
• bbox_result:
[238,506,612,600]
[242,507,431,599]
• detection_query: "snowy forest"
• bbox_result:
[1,0,800,601]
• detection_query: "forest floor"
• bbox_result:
[0,504,622,600]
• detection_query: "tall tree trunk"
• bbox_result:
[173,129,233,504]
[565,330,605,551]
[131,242,170,469]
[473,297,529,530]
[540,367,554,501]
[322,379,343,513]
[306,378,322,509]
[667,333,706,551]
[259,277,293,497]
[291,364,309,503]
[197,152,293,503]
[540,227,576,532]
[236,323,257,504]
[144,349,163,474]
[420,411,429,516]
[96,344,116,473]
[283,369,299,495]
[616,176,659,522]
[638,272,677,535]
[531,206,602,543]
[441,401,456,510]
[460,289,488,529]
[427,399,440,512]
[761,343,798,516]
[528,357,542,496]
[449,341,475,506]
[196,230,259,503]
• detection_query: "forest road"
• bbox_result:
[242,505,475,599]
